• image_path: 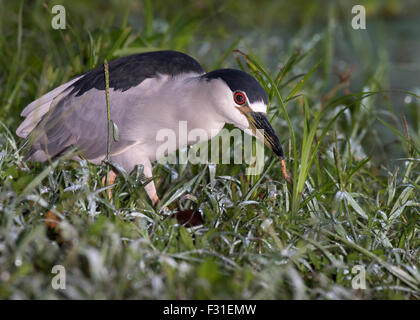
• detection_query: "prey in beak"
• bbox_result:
[238,106,293,185]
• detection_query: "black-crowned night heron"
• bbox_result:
[16,50,291,206]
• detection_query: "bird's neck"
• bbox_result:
[172,75,227,139]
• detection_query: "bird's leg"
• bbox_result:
[146,183,160,206]
[140,161,203,226]
[141,160,160,206]
[101,169,117,200]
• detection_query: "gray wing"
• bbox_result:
[16,75,82,138]
[19,50,204,162]
[25,86,139,162]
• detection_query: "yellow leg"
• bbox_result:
[102,169,117,201]
[152,193,160,206]
[141,161,161,206]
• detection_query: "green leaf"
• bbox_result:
[286,62,319,101]
[198,259,220,284]
[179,226,195,251]
[112,120,119,142]
[342,191,368,220]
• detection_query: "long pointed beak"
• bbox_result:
[239,108,293,184]
[247,112,284,157]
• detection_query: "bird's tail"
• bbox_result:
[16,76,81,138]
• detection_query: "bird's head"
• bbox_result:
[202,68,285,159]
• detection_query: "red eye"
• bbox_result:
[234,91,246,105]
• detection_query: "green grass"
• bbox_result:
[0,0,419,299]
